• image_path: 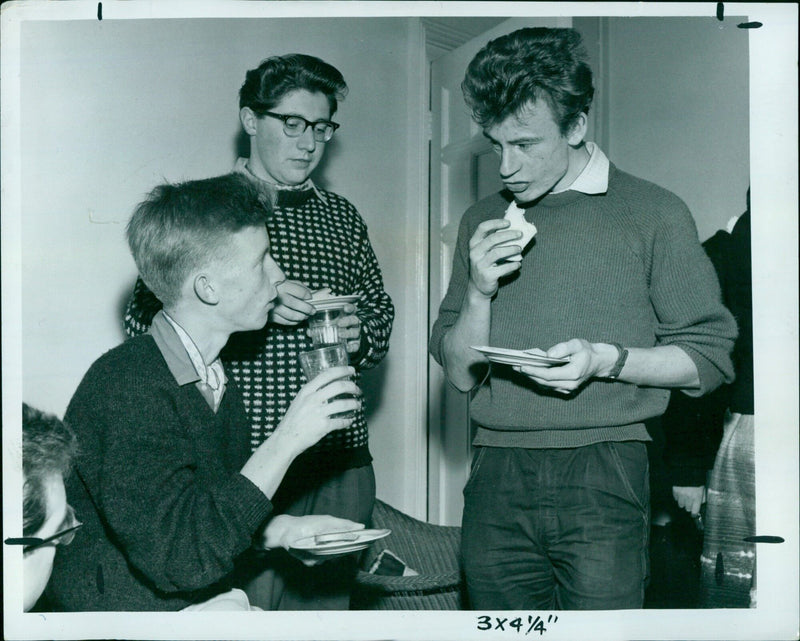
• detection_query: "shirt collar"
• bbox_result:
[552,141,609,195]
[149,310,201,386]
[149,311,227,402]
[233,157,328,205]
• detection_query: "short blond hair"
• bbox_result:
[125,173,272,307]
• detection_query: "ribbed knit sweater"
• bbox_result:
[429,163,737,449]
[47,336,273,611]
[125,168,394,470]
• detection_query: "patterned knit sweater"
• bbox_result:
[429,163,737,449]
[48,336,272,611]
[125,168,394,469]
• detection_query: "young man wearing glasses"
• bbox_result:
[123,54,394,610]
[6,404,79,611]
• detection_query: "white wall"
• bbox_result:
[604,17,750,241]
[17,17,427,515]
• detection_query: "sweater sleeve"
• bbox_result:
[64,355,272,594]
[123,277,163,338]
[648,196,738,395]
[349,212,395,370]
[429,202,479,367]
[660,229,732,484]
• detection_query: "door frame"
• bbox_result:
[402,17,433,520]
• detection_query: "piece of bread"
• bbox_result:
[314,531,360,545]
[499,201,537,261]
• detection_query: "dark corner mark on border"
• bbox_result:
[744,535,785,544]
[718,3,764,29]
[97,2,102,21]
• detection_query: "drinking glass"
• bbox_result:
[307,309,342,347]
[298,343,356,418]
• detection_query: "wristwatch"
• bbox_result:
[606,342,629,380]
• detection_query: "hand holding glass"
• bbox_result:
[299,344,358,418]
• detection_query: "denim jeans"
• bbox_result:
[461,442,650,610]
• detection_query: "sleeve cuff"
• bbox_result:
[676,344,734,397]
[227,474,273,532]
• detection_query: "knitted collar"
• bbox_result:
[233,157,327,209]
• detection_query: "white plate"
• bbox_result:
[310,295,359,311]
[290,528,391,556]
[471,345,569,367]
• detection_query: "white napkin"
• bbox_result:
[500,201,537,261]
[311,287,333,300]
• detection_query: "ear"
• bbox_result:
[193,273,219,306]
[240,107,258,137]
[566,112,588,147]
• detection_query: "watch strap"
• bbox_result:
[606,342,629,379]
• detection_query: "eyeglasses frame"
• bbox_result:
[5,506,83,553]
[258,110,340,142]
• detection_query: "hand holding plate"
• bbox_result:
[514,338,609,394]
[262,514,366,566]
[269,280,316,325]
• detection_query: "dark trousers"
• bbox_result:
[238,462,376,610]
[461,442,650,610]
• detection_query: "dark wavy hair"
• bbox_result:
[239,54,348,117]
[126,173,273,308]
[462,27,594,136]
[22,404,78,536]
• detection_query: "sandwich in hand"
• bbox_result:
[498,200,537,261]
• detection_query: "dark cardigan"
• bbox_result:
[47,335,273,611]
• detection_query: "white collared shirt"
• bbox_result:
[552,141,609,195]
[162,311,227,411]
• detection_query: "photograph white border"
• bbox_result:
[2,2,797,640]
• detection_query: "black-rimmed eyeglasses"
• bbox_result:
[5,505,82,553]
[260,111,340,142]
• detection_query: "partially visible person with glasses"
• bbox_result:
[123,54,394,610]
[5,404,79,611]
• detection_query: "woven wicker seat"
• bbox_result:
[351,499,464,610]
